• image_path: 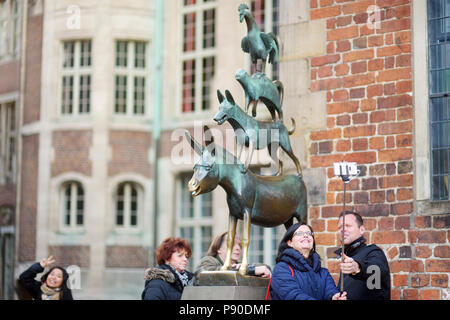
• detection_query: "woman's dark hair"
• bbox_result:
[205,232,228,257]
[275,223,318,263]
[41,266,73,300]
[156,237,192,265]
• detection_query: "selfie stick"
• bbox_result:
[334,162,361,294]
[339,166,350,293]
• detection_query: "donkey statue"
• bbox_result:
[235,69,284,121]
[185,126,307,275]
[213,89,302,177]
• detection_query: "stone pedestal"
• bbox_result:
[181,271,270,300]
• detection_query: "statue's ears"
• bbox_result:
[225,90,235,105]
[217,90,224,103]
[203,125,216,156]
[184,130,203,155]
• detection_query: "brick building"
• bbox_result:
[0,0,22,300]
[304,0,449,300]
[0,0,448,300]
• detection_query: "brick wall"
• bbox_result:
[108,130,152,178]
[308,0,449,300]
[18,135,39,262]
[105,246,149,268]
[23,14,43,125]
[0,60,19,95]
[17,10,44,263]
[48,245,90,268]
[51,130,93,177]
[0,184,15,209]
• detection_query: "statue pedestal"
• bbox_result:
[182,271,270,300]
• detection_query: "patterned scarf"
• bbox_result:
[40,283,61,300]
[175,269,189,287]
[166,264,189,287]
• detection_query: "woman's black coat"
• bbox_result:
[335,237,391,300]
[18,262,73,300]
[141,264,193,300]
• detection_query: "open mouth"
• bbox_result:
[189,185,201,197]
[214,114,227,125]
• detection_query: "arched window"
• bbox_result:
[176,172,213,268]
[61,181,84,228]
[115,182,140,228]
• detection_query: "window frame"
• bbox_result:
[427,0,450,202]
[59,181,85,231]
[248,224,285,267]
[175,171,213,269]
[0,0,21,62]
[113,40,150,118]
[59,39,92,117]
[179,0,217,116]
[0,100,16,184]
[114,181,143,231]
[413,0,450,213]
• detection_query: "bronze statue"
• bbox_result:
[235,69,284,121]
[239,3,279,73]
[185,126,307,276]
[213,90,302,177]
[183,4,308,280]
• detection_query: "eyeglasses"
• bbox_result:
[293,231,314,237]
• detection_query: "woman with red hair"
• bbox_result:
[142,237,194,300]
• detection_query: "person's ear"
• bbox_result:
[360,225,366,235]
[287,240,293,248]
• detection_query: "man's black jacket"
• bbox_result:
[335,237,391,300]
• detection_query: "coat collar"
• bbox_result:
[144,264,194,290]
[335,236,366,257]
[144,264,176,283]
[280,248,321,272]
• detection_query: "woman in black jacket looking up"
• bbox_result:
[142,237,194,300]
[19,255,73,300]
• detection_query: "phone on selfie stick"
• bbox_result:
[333,162,359,294]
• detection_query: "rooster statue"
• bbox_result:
[239,3,279,73]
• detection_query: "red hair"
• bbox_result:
[155,237,192,265]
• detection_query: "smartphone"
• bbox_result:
[333,162,359,176]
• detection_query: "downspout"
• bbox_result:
[15,0,28,271]
[152,0,164,258]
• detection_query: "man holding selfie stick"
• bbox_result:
[333,162,391,300]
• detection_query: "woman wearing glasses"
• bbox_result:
[270,223,347,300]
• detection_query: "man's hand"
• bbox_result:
[332,291,347,300]
[40,255,55,268]
[254,266,272,278]
[340,254,360,274]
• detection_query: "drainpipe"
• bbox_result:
[152,0,164,261]
[15,0,28,273]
